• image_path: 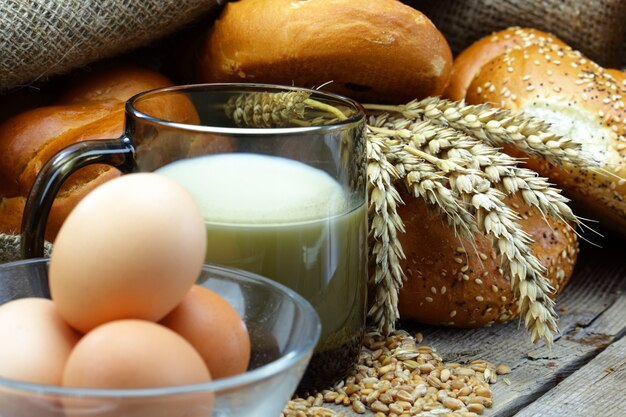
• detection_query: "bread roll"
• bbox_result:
[397,191,578,327]
[443,27,568,101]
[196,0,453,104]
[462,40,626,234]
[0,66,180,242]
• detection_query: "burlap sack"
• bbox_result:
[408,0,626,68]
[0,0,221,90]
[0,234,52,264]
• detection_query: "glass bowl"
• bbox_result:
[0,258,320,417]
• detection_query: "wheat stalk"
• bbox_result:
[376,115,579,227]
[366,122,406,334]
[365,97,598,169]
[224,91,587,347]
[225,91,346,127]
[369,119,562,345]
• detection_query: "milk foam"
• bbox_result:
[155,153,348,224]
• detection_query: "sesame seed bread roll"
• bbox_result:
[397,192,578,327]
[444,27,568,101]
[196,0,453,104]
[465,43,626,234]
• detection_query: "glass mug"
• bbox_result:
[21,83,368,391]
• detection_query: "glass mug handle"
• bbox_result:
[20,136,136,259]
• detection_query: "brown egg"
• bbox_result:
[160,285,251,379]
[62,320,213,417]
[49,173,207,333]
[62,320,211,388]
[0,298,81,385]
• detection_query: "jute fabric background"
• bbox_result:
[0,0,219,90]
[0,234,51,264]
[409,0,626,69]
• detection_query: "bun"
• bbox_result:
[397,191,578,327]
[0,66,179,242]
[443,27,568,101]
[461,37,626,233]
[196,0,453,104]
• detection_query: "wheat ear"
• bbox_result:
[366,117,406,333]
[365,97,598,169]
[370,119,561,345]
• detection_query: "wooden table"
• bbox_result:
[331,234,626,416]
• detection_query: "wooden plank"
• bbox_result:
[514,334,626,417]
[411,238,626,416]
[322,237,626,416]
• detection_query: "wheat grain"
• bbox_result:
[284,330,502,417]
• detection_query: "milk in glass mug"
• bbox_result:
[22,83,368,391]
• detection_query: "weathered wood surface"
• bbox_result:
[328,235,626,416]
[514,335,626,416]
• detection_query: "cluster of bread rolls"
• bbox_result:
[0,5,588,330]
[446,27,626,235]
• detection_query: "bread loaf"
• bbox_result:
[397,191,578,327]
[0,66,178,241]
[196,0,453,104]
[449,28,626,234]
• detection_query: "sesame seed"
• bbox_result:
[450,310,457,318]
[441,286,447,295]
[461,264,469,272]
[475,296,484,302]
[526,85,535,92]
[431,287,437,294]
[425,296,433,303]
[479,253,488,261]
[491,285,499,293]
[501,296,507,302]
[475,278,484,285]
[454,257,464,264]
[522,75,530,81]
[462,274,470,281]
